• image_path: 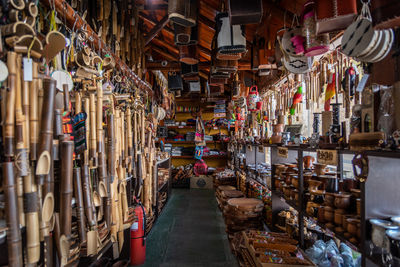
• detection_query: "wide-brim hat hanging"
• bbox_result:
[281,26,304,57]
[341,2,394,63]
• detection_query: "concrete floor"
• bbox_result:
[139,189,239,267]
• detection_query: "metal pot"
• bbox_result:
[370,219,400,250]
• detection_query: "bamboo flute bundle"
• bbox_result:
[89,92,97,163]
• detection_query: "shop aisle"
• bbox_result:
[140,189,239,267]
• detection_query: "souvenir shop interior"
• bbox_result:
[0,0,400,266]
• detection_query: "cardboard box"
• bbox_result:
[190,175,213,189]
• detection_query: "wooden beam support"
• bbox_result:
[151,46,179,62]
[145,14,170,46]
[146,61,252,71]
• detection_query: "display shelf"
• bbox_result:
[171,155,227,159]
[167,125,228,130]
[272,190,300,212]
[308,215,361,252]
[162,140,225,144]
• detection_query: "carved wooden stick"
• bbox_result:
[81,165,96,228]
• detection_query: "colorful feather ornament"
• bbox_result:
[290,86,303,115]
[324,72,336,111]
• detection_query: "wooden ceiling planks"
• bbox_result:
[141,0,309,86]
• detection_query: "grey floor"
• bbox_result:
[139,189,239,267]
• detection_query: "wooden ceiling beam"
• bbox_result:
[143,4,168,10]
[145,14,170,45]
[151,37,179,54]
[146,61,252,71]
[150,45,179,62]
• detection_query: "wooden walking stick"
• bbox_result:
[3,162,23,267]
[60,140,74,237]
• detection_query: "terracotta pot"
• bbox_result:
[291,188,298,200]
[334,209,345,225]
[334,193,351,209]
[351,189,361,198]
[324,206,334,222]
[303,156,315,169]
[291,175,299,189]
[304,172,313,184]
[283,185,291,198]
[356,198,361,216]
[308,180,322,192]
[275,164,288,176]
[343,178,357,192]
[319,175,339,193]
[342,214,353,230]
[324,192,335,207]
[318,206,326,222]
[310,190,325,204]
[274,177,282,189]
[313,163,327,175]
[347,218,360,236]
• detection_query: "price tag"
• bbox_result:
[356,74,369,92]
[23,57,33,81]
[277,147,288,158]
[317,149,338,165]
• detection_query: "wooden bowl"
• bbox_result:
[334,193,351,210]
[324,206,334,222]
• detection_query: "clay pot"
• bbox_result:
[324,192,335,207]
[283,185,291,198]
[313,163,328,175]
[291,188,298,200]
[310,190,325,204]
[343,178,357,192]
[308,180,322,192]
[334,193,351,210]
[351,189,361,198]
[342,214,353,230]
[319,175,339,193]
[356,198,361,216]
[318,206,326,222]
[275,164,288,176]
[274,177,282,189]
[324,206,334,222]
[307,202,319,217]
[343,232,352,239]
[304,172,313,184]
[279,181,285,191]
[273,123,284,133]
[347,218,361,236]
[335,227,345,234]
[291,175,299,189]
[303,156,315,170]
[334,209,345,226]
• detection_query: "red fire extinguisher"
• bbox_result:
[130,203,146,266]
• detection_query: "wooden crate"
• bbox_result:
[242,231,316,267]
[190,175,213,189]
